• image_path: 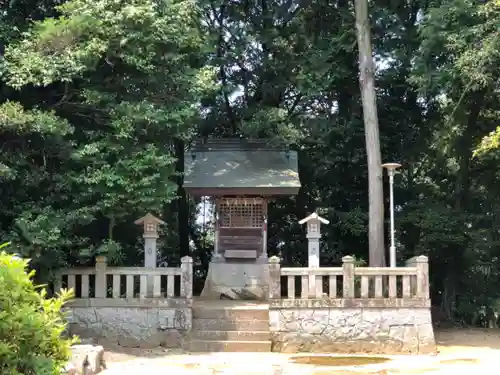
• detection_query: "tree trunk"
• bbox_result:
[354,0,385,266]
[174,138,190,257]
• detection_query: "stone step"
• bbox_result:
[189,339,271,352]
[220,235,261,242]
[221,244,261,251]
[192,307,269,321]
[193,318,269,331]
[224,249,258,258]
[191,330,270,341]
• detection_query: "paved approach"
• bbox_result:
[101,352,495,375]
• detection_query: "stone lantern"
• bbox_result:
[298,212,329,268]
[299,212,329,297]
[134,213,165,268]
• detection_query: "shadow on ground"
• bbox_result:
[435,328,500,353]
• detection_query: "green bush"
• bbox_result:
[0,246,75,375]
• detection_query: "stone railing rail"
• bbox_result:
[269,254,429,308]
[280,267,343,298]
[55,255,193,300]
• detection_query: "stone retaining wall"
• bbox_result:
[65,299,192,349]
[269,304,435,354]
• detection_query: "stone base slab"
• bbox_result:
[189,339,272,352]
[269,307,436,354]
[200,261,270,301]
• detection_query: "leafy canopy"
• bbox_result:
[1,0,216,263]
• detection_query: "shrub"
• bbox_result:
[0,246,75,375]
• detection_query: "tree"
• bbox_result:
[354,0,385,266]
[409,0,500,320]
[1,0,216,267]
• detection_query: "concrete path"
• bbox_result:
[101,329,500,374]
[101,352,496,375]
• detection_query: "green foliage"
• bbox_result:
[413,0,500,93]
[474,127,500,157]
[0,248,76,375]
[0,101,72,136]
[0,0,216,267]
[3,0,217,224]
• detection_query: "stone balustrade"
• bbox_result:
[55,256,193,300]
[56,256,193,348]
[268,255,435,354]
[269,255,430,307]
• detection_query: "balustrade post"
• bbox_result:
[53,273,62,296]
[405,256,417,268]
[406,256,417,296]
[268,256,281,299]
[342,255,355,298]
[415,255,429,299]
[95,255,107,298]
[181,256,193,300]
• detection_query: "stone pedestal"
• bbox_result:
[200,261,270,301]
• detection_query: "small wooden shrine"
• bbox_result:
[184,138,300,300]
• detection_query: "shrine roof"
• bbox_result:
[183,138,300,196]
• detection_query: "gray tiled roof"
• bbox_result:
[184,149,300,190]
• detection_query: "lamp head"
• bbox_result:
[381,162,401,171]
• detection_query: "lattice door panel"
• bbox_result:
[219,203,263,228]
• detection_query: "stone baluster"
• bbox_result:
[95,255,107,298]
[406,255,430,299]
[342,255,355,298]
[181,256,193,300]
[268,256,281,299]
[415,255,429,299]
[53,273,62,297]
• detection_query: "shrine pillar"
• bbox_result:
[259,199,268,262]
[213,204,223,262]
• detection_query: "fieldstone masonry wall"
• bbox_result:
[65,301,192,349]
[269,306,435,354]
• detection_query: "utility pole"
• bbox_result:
[354,0,385,266]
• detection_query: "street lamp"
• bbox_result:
[382,162,401,268]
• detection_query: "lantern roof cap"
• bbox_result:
[134,213,165,225]
[299,212,329,225]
